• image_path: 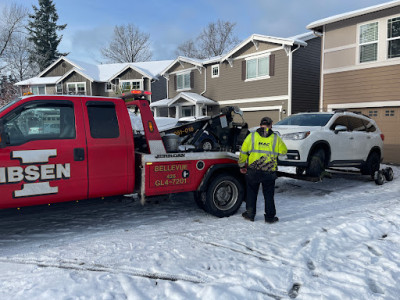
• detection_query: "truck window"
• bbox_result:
[86,101,119,139]
[2,101,75,146]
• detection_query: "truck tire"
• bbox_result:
[204,173,244,218]
[193,191,206,210]
[201,139,213,151]
[306,149,325,177]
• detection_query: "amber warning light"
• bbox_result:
[121,90,152,101]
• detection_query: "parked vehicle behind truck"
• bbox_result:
[0,91,248,217]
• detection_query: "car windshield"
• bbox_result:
[275,114,333,126]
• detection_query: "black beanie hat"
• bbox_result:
[260,117,273,126]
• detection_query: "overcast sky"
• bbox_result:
[1,0,393,64]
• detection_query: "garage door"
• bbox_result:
[242,110,281,128]
[357,107,400,164]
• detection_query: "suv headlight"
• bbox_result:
[281,131,310,140]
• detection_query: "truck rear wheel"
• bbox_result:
[204,173,244,218]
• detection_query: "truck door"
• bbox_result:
[0,98,88,209]
[81,99,131,198]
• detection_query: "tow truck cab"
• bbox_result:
[0,95,135,209]
[0,92,246,217]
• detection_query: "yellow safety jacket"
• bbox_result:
[239,128,288,172]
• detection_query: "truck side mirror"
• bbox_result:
[334,125,347,134]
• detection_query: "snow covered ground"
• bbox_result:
[0,165,399,300]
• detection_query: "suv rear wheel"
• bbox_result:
[306,149,325,177]
[361,151,381,177]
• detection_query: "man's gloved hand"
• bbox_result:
[240,167,247,174]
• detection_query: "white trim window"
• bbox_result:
[31,85,46,95]
[67,82,86,95]
[211,64,219,78]
[56,83,63,94]
[246,54,270,81]
[105,82,113,92]
[359,22,378,63]
[388,17,400,59]
[176,72,191,91]
[120,80,142,92]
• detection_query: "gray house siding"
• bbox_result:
[291,37,321,114]
[204,48,289,101]
[151,76,168,102]
[63,72,92,95]
[42,60,74,77]
[167,68,205,98]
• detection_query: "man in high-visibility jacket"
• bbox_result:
[239,117,287,223]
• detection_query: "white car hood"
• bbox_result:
[272,125,323,136]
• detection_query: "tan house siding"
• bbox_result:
[324,48,356,70]
[323,65,400,105]
[205,48,288,101]
[42,60,75,77]
[324,24,357,49]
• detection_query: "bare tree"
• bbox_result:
[175,39,200,58]
[4,34,38,82]
[101,24,152,63]
[176,20,239,59]
[0,3,27,64]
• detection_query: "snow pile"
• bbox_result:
[0,165,399,299]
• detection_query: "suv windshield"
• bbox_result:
[275,114,333,126]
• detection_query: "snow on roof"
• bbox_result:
[221,34,307,62]
[169,92,218,107]
[287,32,317,43]
[17,56,174,86]
[15,76,62,86]
[149,98,171,107]
[307,0,400,30]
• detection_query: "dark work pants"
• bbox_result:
[245,169,278,218]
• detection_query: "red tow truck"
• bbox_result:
[0,91,248,217]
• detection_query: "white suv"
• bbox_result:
[273,112,384,177]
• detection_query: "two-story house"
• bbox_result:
[307,0,400,164]
[15,56,173,102]
[152,32,321,127]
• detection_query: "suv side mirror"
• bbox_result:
[334,125,347,134]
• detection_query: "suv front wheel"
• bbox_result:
[306,149,325,177]
[361,151,381,177]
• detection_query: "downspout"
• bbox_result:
[200,66,206,117]
[201,66,206,95]
[288,44,301,116]
[320,27,325,112]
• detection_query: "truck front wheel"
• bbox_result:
[204,174,244,218]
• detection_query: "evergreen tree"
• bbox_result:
[27,0,66,71]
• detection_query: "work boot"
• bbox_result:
[265,215,279,224]
[242,211,254,222]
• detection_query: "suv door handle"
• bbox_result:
[74,148,85,161]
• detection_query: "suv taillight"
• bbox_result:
[380,134,385,141]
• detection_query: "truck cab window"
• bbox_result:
[2,101,75,146]
[86,101,120,139]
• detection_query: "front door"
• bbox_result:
[0,98,88,209]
